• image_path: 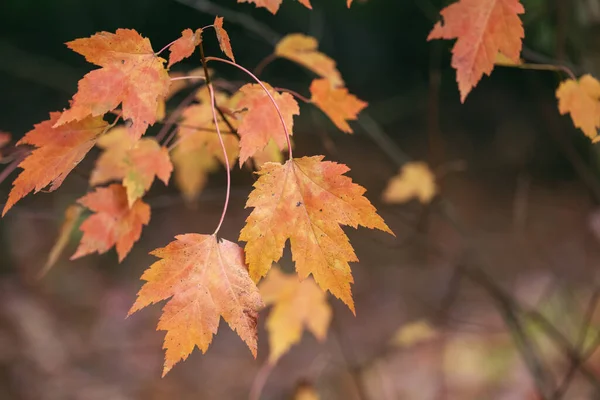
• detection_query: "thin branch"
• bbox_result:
[274,87,311,103]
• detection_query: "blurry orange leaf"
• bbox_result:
[556,74,600,141]
[2,112,108,216]
[128,234,263,376]
[40,204,84,278]
[390,319,438,348]
[239,156,393,313]
[427,0,524,102]
[55,29,171,139]
[172,93,239,203]
[293,381,321,400]
[382,162,437,204]
[90,127,172,206]
[168,28,202,68]
[234,82,299,165]
[71,184,150,262]
[213,17,235,62]
[275,34,343,87]
[0,131,12,161]
[310,79,367,133]
[260,267,331,363]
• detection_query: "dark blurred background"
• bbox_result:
[2,0,600,399]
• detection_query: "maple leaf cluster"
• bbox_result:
[3,0,598,379]
[1,14,390,376]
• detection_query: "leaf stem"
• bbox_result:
[170,75,207,82]
[253,53,276,77]
[205,56,293,160]
[273,87,311,103]
[498,62,576,80]
[208,82,231,236]
[156,39,179,56]
[155,89,200,144]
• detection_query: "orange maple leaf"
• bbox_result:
[55,29,171,139]
[239,156,393,313]
[2,112,108,216]
[237,0,351,14]
[128,234,263,376]
[556,74,600,142]
[213,17,235,62]
[168,28,203,68]
[71,184,150,262]
[260,267,331,363]
[310,79,367,134]
[427,0,525,102]
[275,34,343,87]
[90,127,172,206]
[172,92,239,203]
[233,82,299,165]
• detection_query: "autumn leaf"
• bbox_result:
[310,79,367,134]
[260,267,331,363]
[237,0,350,14]
[213,17,235,62]
[168,28,203,68]
[39,204,84,278]
[233,82,299,165]
[390,319,438,348]
[128,234,263,376]
[382,162,437,204]
[2,112,108,216]
[90,127,172,206]
[252,138,288,169]
[556,74,600,141]
[275,34,343,87]
[55,29,171,139]
[293,382,321,400]
[0,131,11,161]
[239,156,393,313]
[172,93,239,203]
[427,0,525,102]
[71,184,150,262]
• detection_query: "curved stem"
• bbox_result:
[273,87,311,103]
[499,62,576,80]
[205,56,293,159]
[207,83,231,236]
[170,75,207,82]
[156,39,178,56]
[253,53,276,77]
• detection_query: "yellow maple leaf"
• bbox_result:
[382,162,437,204]
[556,74,600,141]
[390,319,438,348]
[275,34,343,87]
[260,267,332,363]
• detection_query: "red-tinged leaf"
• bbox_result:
[128,234,263,376]
[275,34,343,87]
[556,74,600,142]
[172,93,239,203]
[239,156,393,313]
[2,112,108,216]
[213,17,235,62]
[71,184,150,262]
[90,127,172,206]
[233,82,299,165]
[310,79,367,133]
[55,29,171,139]
[123,139,173,207]
[427,0,525,102]
[237,0,283,14]
[168,28,203,68]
